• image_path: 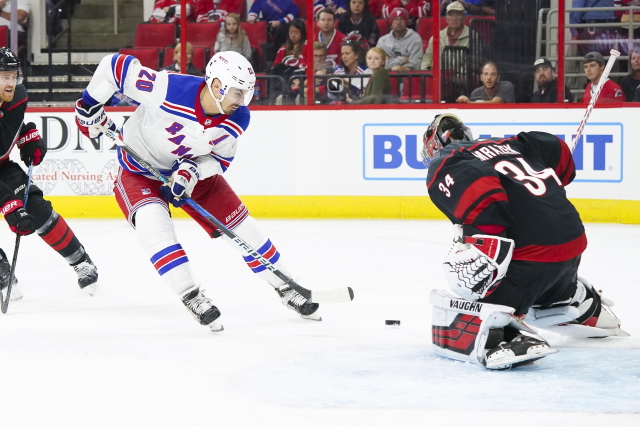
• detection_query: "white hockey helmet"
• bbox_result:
[205,51,256,108]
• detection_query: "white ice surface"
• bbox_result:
[1,219,639,426]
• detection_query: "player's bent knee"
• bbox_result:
[24,193,53,229]
[135,203,176,248]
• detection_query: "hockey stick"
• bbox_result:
[1,163,34,314]
[569,49,620,152]
[101,128,354,304]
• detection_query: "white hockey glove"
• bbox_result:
[443,234,514,301]
[75,100,116,139]
[160,158,200,208]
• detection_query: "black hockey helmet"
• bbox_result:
[421,113,473,167]
[0,47,23,84]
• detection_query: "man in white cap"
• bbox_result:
[376,7,424,72]
[421,1,471,70]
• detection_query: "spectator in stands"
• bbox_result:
[162,42,203,75]
[317,8,347,68]
[634,85,640,101]
[582,51,625,102]
[329,39,370,102]
[314,0,349,18]
[273,18,308,69]
[195,0,244,22]
[149,0,196,23]
[441,0,495,16]
[570,0,619,56]
[338,0,381,47]
[619,49,640,101]
[0,0,30,48]
[376,7,423,71]
[380,0,431,28]
[531,58,574,103]
[214,13,252,62]
[615,0,640,50]
[247,0,299,63]
[347,46,391,103]
[421,1,470,70]
[439,0,478,15]
[457,61,515,103]
[312,42,331,103]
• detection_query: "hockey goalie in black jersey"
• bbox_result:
[0,47,98,300]
[422,113,627,370]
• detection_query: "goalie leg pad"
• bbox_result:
[430,289,555,369]
[443,234,514,301]
[528,277,629,338]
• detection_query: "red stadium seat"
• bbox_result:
[119,48,161,70]
[185,22,221,48]
[242,21,267,48]
[400,72,433,103]
[376,19,389,37]
[416,18,433,44]
[0,26,7,48]
[133,23,177,49]
[163,47,207,71]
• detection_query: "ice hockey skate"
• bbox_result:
[73,253,98,296]
[276,284,321,321]
[182,288,223,332]
[0,248,22,301]
[484,334,558,370]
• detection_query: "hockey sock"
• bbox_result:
[221,216,293,287]
[135,203,197,296]
[37,211,86,265]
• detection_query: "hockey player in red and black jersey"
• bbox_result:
[423,113,627,370]
[0,47,98,301]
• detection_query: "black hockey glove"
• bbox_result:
[1,199,35,236]
[17,122,47,166]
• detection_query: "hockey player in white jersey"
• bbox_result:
[75,51,320,332]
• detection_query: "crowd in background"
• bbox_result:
[133,0,640,105]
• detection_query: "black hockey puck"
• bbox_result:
[385,320,401,326]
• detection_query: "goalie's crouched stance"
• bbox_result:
[430,233,627,370]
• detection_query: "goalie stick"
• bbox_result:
[1,162,33,314]
[101,128,354,304]
[569,49,620,153]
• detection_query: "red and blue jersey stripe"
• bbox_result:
[151,244,189,276]
[111,54,135,91]
[243,239,280,273]
[209,153,234,172]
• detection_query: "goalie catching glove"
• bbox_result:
[17,122,47,166]
[160,158,200,208]
[75,100,117,139]
[443,234,514,301]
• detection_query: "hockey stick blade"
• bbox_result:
[100,128,354,304]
